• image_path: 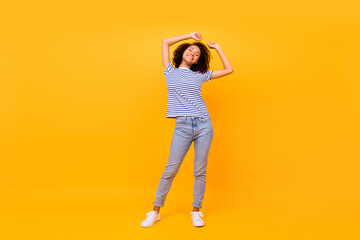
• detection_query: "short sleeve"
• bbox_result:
[164,61,174,77]
[203,70,214,82]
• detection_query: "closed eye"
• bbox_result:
[190,49,199,56]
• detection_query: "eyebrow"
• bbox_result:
[189,47,200,54]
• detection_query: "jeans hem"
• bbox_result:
[153,203,164,207]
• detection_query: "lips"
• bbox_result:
[187,55,194,60]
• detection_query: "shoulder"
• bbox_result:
[164,61,174,72]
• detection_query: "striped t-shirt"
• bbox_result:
[164,61,214,119]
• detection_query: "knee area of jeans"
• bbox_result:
[162,171,177,179]
[194,170,206,177]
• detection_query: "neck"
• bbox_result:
[179,62,191,69]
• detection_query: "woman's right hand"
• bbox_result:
[189,32,202,41]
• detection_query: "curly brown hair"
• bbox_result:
[171,42,212,74]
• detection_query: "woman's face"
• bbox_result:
[183,45,201,65]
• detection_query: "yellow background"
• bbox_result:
[1,0,360,239]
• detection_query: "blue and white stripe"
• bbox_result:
[164,61,213,119]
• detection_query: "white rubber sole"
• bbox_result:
[140,214,161,227]
[193,222,205,227]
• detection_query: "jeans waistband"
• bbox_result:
[176,116,211,121]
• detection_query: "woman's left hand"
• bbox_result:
[207,41,219,49]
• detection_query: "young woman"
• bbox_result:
[141,32,234,227]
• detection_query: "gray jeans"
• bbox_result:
[153,116,213,209]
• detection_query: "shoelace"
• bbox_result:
[145,211,158,219]
[190,211,204,218]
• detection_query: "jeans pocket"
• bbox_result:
[199,117,210,123]
[176,118,185,124]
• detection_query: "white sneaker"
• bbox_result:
[141,210,161,227]
[190,211,205,227]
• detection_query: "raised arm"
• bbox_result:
[162,32,202,70]
[207,42,234,79]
